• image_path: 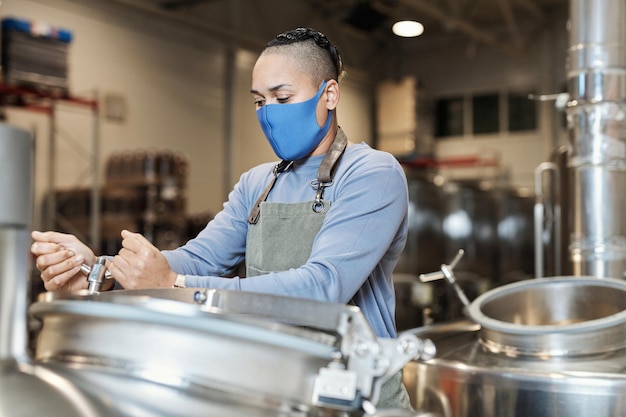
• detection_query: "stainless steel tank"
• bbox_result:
[30,288,436,417]
[403,276,626,417]
[437,180,498,321]
[396,171,535,329]
[396,171,446,280]
[441,180,498,283]
[395,171,445,330]
[494,186,534,285]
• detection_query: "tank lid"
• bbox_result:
[468,276,626,357]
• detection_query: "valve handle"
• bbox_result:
[419,249,472,315]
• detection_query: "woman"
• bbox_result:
[31,27,411,409]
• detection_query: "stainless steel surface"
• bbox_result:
[566,0,626,278]
[394,172,445,330]
[80,262,113,282]
[395,173,446,280]
[396,173,534,328]
[536,146,571,278]
[31,288,434,415]
[494,186,535,284]
[0,123,115,417]
[441,180,498,282]
[403,277,626,417]
[468,277,626,357]
[0,361,116,417]
[0,123,33,361]
[534,162,562,278]
[86,257,108,293]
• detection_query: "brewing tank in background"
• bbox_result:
[439,180,534,319]
[442,180,498,282]
[567,0,626,278]
[394,171,446,330]
[495,186,535,284]
[395,169,535,329]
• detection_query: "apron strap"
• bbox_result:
[248,160,292,224]
[311,128,348,212]
[317,128,348,183]
[248,128,348,223]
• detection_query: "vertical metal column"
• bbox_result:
[567,0,626,278]
[46,102,56,231]
[90,91,101,253]
[0,123,33,362]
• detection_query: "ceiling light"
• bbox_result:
[392,20,424,37]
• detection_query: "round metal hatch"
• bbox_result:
[467,276,626,357]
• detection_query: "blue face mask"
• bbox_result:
[256,81,333,161]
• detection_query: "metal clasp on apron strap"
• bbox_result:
[308,128,348,213]
[310,179,333,213]
[247,129,348,223]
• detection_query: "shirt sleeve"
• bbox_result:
[165,154,408,306]
[161,170,258,277]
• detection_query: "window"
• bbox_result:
[435,96,464,137]
[472,93,500,134]
[434,90,537,138]
[508,93,537,132]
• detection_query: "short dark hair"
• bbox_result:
[263,27,344,85]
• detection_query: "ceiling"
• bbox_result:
[106,0,570,73]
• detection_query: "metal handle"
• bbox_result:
[528,92,569,109]
[419,250,471,316]
[81,257,112,293]
[81,262,113,281]
[419,249,465,283]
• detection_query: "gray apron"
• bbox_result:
[246,129,412,411]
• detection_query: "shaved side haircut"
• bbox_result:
[262,28,345,86]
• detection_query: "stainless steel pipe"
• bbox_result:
[0,123,32,362]
[0,123,116,417]
[567,0,626,278]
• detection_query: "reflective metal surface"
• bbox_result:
[468,277,626,357]
[0,123,115,417]
[567,0,626,278]
[395,172,534,328]
[441,180,498,283]
[496,187,534,284]
[31,288,434,416]
[0,123,32,362]
[403,277,626,417]
[395,172,445,330]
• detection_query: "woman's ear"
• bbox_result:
[324,79,340,110]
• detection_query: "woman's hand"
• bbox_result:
[109,230,177,289]
[31,231,95,292]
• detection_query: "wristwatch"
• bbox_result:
[173,273,186,288]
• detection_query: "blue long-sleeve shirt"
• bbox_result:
[162,142,409,337]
